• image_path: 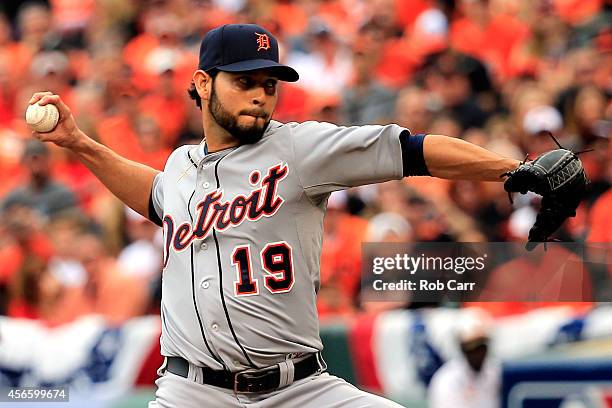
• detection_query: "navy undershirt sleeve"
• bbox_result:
[399,130,430,177]
[148,191,163,227]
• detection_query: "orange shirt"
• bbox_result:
[136,147,172,171]
[481,246,591,301]
[97,113,171,170]
[0,42,33,83]
[0,244,23,285]
[0,161,27,199]
[1,233,55,282]
[395,0,432,30]
[49,0,95,30]
[0,86,17,127]
[97,114,141,161]
[52,159,105,214]
[275,83,309,123]
[450,13,530,80]
[554,0,603,26]
[374,38,420,89]
[139,94,186,148]
[471,245,593,317]
[8,300,40,319]
[318,213,368,317]
[4,233,55,317]
[587,189,612,278]
[123,34,159,77]
[588,189,612,243]
[272,3,308,37]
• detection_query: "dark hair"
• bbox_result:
[187,69,218,110]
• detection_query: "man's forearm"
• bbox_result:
[423,135,520,181]
[72,130,159,217]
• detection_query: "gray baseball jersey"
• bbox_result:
[150,120,405,372]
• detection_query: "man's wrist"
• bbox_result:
[500,159,521,179]
[70,130,93,153]
[505,158,521,171]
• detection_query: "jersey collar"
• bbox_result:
[189,120,283,167]
[189,141,236,168]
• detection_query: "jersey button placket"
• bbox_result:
[192,160,228,365]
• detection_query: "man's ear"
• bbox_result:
[193,70,212,101]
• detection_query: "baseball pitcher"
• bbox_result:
[28,24,586,407]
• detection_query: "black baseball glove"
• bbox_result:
[503,148,588,250]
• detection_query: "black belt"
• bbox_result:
[165,353,322,394]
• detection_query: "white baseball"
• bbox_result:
[25,102,59,133]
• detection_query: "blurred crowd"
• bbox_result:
[0,0,610,325]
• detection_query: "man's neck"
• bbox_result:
[205,139,240,153]
[201,114,240,153]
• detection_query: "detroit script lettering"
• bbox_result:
[163,163,288,265]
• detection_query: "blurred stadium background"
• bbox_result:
[0,0,610,407]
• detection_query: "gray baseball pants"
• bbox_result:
[148,364,405,407]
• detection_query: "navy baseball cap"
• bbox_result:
[198,24,299,82]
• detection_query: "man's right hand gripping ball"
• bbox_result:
[28,92,81,149]
[503,148,589,250]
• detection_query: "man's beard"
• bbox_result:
[208,82,270,145]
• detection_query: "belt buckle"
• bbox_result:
[233,367,275,394]
[233,368,258,394]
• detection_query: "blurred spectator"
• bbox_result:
[46,232,148,326]
[318,191,368,317]
[0,127,25,199]
[555,47,602,123]
[521,105,565,155]
[0,203,54,317]
[7,255,59,320]
[358,18,418,89]
[475,208,593,317]
[309,94,341,124]
[359,212,415,313]
[175,103,205,147]
[394,86,433,133]
[132,115,173,170]
[450,0,530,81]
[0,0,608,326]
[340,44,396,125]
[1,140,77,218]
[45,211,90,288]
[429,113,462,138]
[97,79,145,163]
[407,5,449,59]
[16,2,55,54]
[0,12,29,121]
[424,51,489,129]
[286,20,352,97]
[376,183,456,243]
[567,85,608,144]
[118,206,162,280]
[48,0,95,34]
[429,312,500,407]
[366,212,414,243]
[588,189,612,243]
[29,51,75,107]
[448,180,494,238]
[138,58,187,147]
[508,0,570,79]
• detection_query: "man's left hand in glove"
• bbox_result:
[503,148,589,250]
